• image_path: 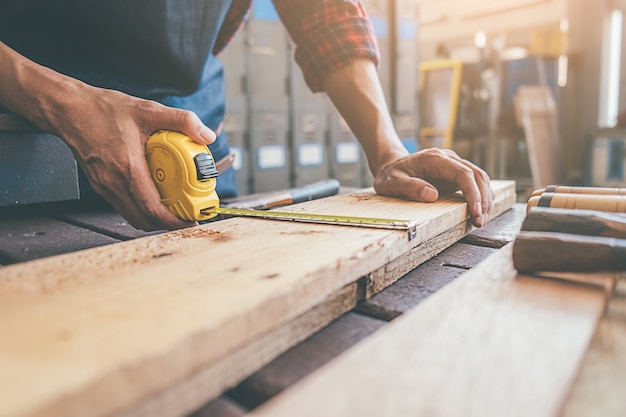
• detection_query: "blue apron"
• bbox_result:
[0,0,238,197]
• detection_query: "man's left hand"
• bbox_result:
[373,148,494,228]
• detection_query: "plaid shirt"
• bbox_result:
[214,0,379,92]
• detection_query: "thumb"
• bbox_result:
[157,108,216,145]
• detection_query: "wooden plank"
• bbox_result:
[56,210,164,241]
[0,181,514,417]
[188,397,247,417]
[365,184,517,296]
[248,245,610,417]
[560,314,626,417]
[118,283,357,417]
[364,221,471,298]
[0,217,119,264]
[229,312,386,409]
[461,202,526,248]
[358,243,497,321]
[560,274,626,417]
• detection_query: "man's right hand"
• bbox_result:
[57,87,218,231]
[0,41,217,231]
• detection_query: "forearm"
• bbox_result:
[0,41,86,135]
[322,58,407,176]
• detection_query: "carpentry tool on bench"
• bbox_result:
[513,205,626,272]
[145,130,417,240]
[529,185,626,198]
[515,185,626,272]
[527,186,626,213]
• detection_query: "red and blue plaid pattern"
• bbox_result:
[214,0,379,92]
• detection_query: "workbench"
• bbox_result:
[0,189,623,417]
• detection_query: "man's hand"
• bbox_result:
[373,148,494,228]
[0,42,216,231]
[58,88,217,231]
[322,59,494,228]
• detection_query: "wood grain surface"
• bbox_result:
[249,245,611,417]
[0,181,515,417]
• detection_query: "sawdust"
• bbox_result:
[176,227,232,242]
[353,194,373,202]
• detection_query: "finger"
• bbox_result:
[129,159,199,230]
[173,110,216,145]
[432,151,492,221]
[144,103,216,145]
[452,157,494,216]
[94,162,197,231]
[375,170,439,202]
[453,168,483,221]
[94,182,158,231]
[75,159,158,231]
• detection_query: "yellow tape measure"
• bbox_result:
[146,130,417,240]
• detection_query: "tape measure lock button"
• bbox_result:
[193,153,219,181]
[146,130,220,222]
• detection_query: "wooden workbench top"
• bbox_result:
[4,182,620,417]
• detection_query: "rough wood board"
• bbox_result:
[230,312,386,409]
[0,217,119,264]
[358,243,497,321]
[560,314,626,417]
[56,211,164,241]
[118,284,357,417]
[249,245,609,417]
[560,275,626,417]
[0,181,514,417]
[366,184,517,296]
[461,203,526,249]
[189,397,247,417]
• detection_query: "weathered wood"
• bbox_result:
[56,211,164,241]
[531,271,617,293]
[0,217,119,264]
[118,284,357,417]
[248,245,610,417]
[365,183,517,296]
[522,207,626,238]
[512,231,626,272]
[229,312,386,409]
[358,243,497,321]
[0,181,514,417]
[560,300,626,417]
[461,203,526,248]
[188,397,247,417]
[364,221,471,298]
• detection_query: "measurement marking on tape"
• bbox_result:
[201,207,418,240]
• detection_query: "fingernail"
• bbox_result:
[473,202,483,217]
[420,186,438,201]
[198,126,216,143]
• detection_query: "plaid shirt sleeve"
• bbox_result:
[272,0,380,92]
[213,0,252,56]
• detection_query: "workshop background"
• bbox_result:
[1,2,625,417]
[1,0,625,204]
